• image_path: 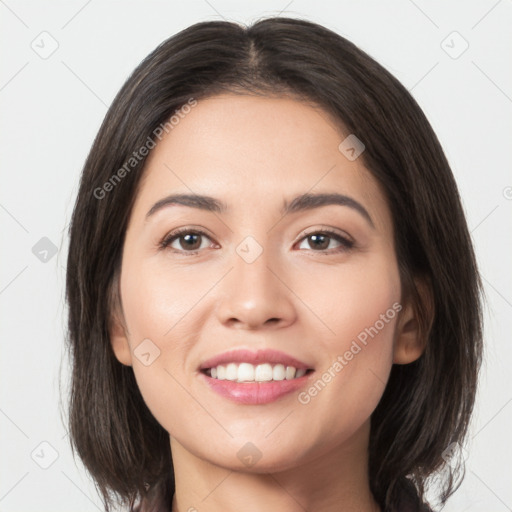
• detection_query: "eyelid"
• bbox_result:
[158,226,216,252]
[159,225,355,254]
[296,225,355,245]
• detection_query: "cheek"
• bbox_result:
[296,257,401,431]
[120,255,204,343]
[119,259,209,431]
[300,252,401,353]
[331,270,400,363]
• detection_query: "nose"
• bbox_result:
[215,239,297,330]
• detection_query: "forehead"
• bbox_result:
[132,94,391,233]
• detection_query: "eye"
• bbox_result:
[159,228,214,254]
[296,228,354,253]
[159,227,354,255]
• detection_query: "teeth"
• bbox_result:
[207,363,308,382]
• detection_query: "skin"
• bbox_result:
[110,93,426,512]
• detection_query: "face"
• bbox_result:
[110,93,422,472]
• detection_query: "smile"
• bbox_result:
[198,365,315,405]
[202,362,312,382]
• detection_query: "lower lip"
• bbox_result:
[198,370,314,405]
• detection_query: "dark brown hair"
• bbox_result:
[64,16,483,512]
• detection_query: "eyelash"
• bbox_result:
[158,227,355,256]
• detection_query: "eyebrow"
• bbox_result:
[146,192,375,228]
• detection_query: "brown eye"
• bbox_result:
[176,233,203,251]
[160,229,213,253]
[297,230,354,253]
[305,233,330,250]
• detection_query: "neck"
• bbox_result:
[169,419,381,512]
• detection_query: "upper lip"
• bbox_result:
[199,349,314,371]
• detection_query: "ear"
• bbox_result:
[108,276,133,366]
[393,276,434,365]
[109,310,133,366]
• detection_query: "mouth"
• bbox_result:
[200,364,315,382]
[199,348,314,374]
[198,366,315,405]
[197,348,316,404]
[197,348,315,404]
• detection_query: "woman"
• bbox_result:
[64,17,483,512]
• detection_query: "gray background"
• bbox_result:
[1,1,511,511]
